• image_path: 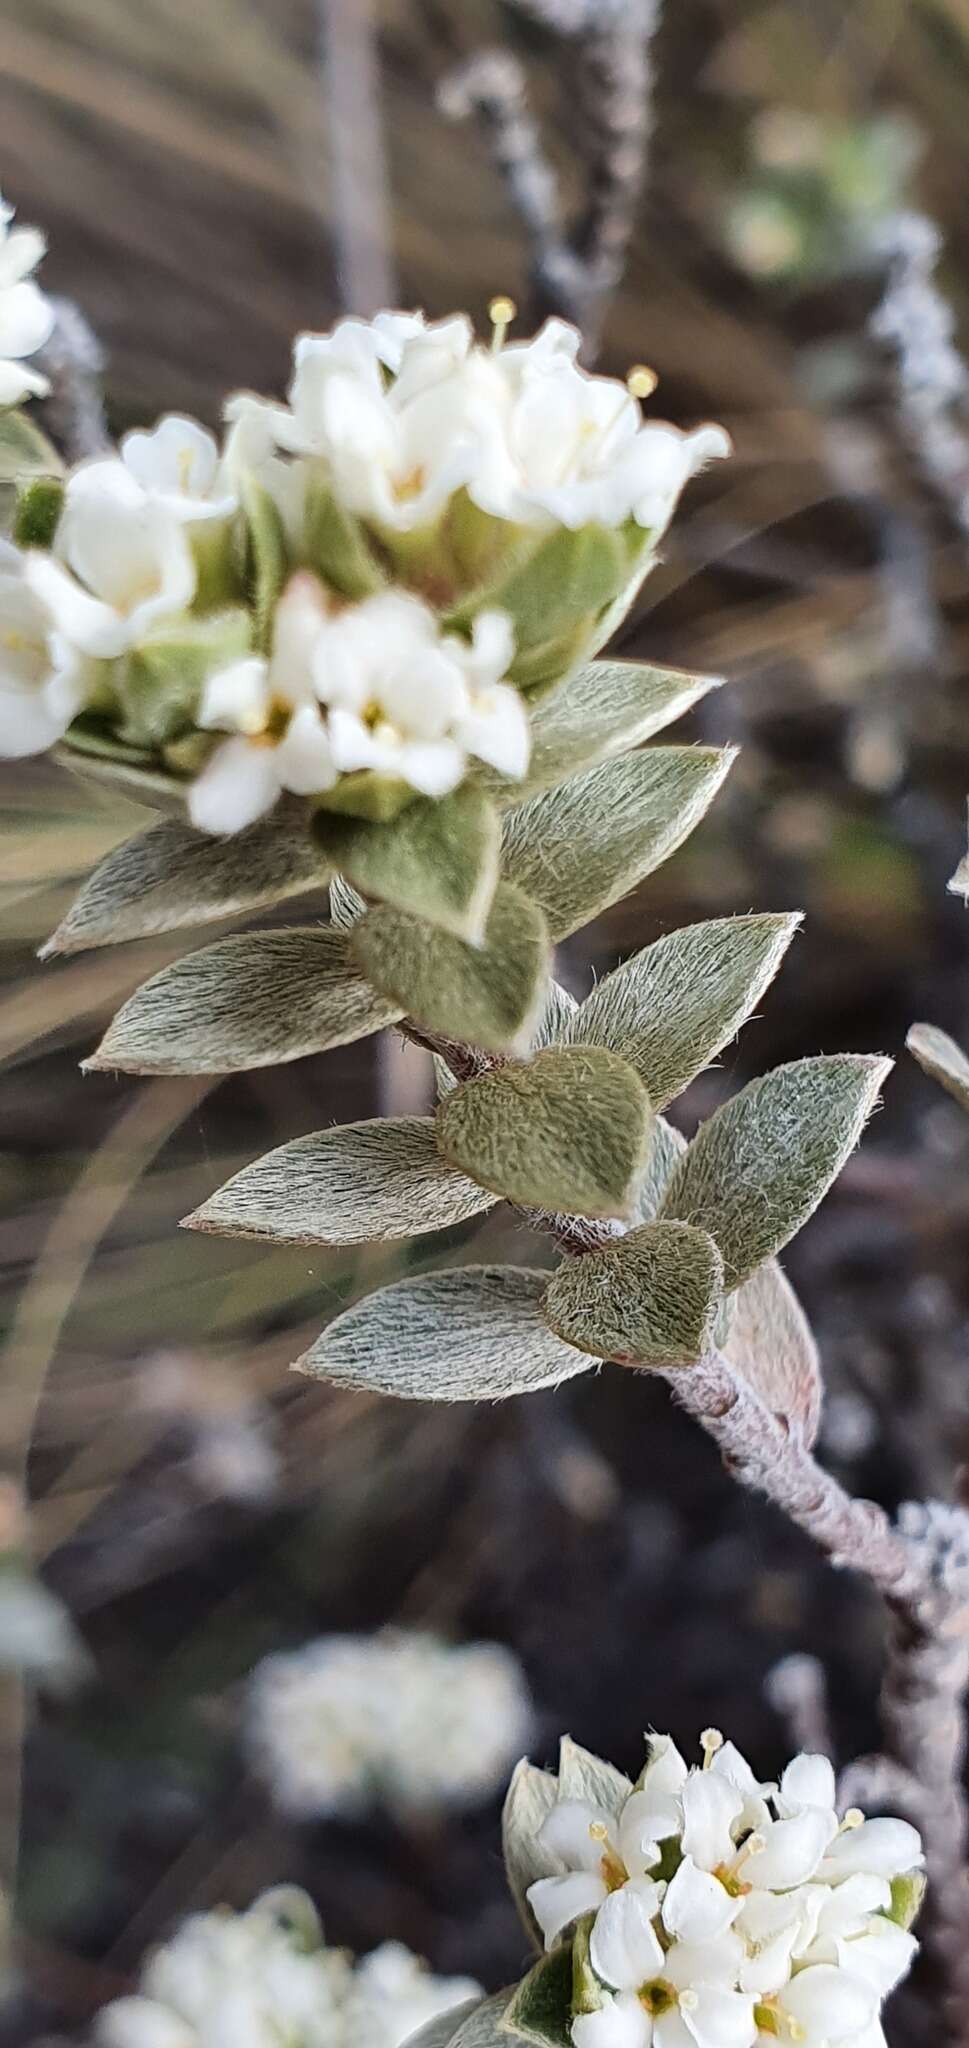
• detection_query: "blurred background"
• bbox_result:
[2,1,969,2040]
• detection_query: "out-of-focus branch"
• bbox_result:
[318,0,396,316]
[435,0,663,356]
[870,210,969,549]
[36,297,109,463]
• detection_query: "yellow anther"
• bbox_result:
[701,1728,724,1768]
[489,295,517,349]
[588,1822,610,1841]
[627,363,658,400]
[239,708,268,737]
[842,1808,865,1831]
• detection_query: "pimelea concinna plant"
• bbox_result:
[6,241,969,2037]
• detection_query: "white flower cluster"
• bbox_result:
[1,307,729,832]
[0,192,53,407]
[247,1629,533,1820]
[95,1889,481,2048]
[244,310,729,536]
[527,1732,922,2048]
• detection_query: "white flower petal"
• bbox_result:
[0,224,47,290]
[744,1810,837,1890]
[573,1991,652,2048]
[709,1745,763,1799]
[820,1818,924,1883]
[780,1964,876,2042]
[0,278,54,359]
[189,735,282,835]
[0,678,72,756]
[274,704,337,795]
[538,1800,618,1873]
[663,1937,744,1993]
[680,1773,743,1874]
[777,1755,837,1816]
[527,1871,609,1950]
[677,1986,756,2048]
[640,1737,690,1797]
[662,1860,739,1945]
[23,552,127,659]
[199,657,270,733]
[589,1886,664,1991]
[835,1922,918,1997]
[0,358,49,404]
[396,737,465,796]
[454,683,530,779]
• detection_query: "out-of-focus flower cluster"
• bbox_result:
[724,110,920,286]
[523,1730,923,2048]
[246,1628,534,1820]
[0,306,727,833]
[0,191,53,407]
[95,1889,481,2048]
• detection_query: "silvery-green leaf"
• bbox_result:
[352,883,551,1056]
[118,608,252,748]
[501,1946,574,2048]
[41,803,328,957]
[436,1047,652,1221]
[660,1055,892,1290]
[502,748,736,941]
[532,980,579,1052]
[564,914,800,1107]
[906,1022,969,1114]
[542,1221,724,1367]
[297,1266,598,1402]
[329,874,366,928]
[0,408,63,482]
[314,786,501,941]
[53,734,186,815]
[242,477,287,650]
[632,1115,687,1221]
[502,1759,561,1946]
[85,926,401,1076]
[724,1257,822,1445]
[409,1996,514,2048]
[487,660,722,804]
[555,1736,632,1816]
[184,1115,496,1244]
[303,474,385,598]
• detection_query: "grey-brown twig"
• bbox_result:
[36,297,109,463]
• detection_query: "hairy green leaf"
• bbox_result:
[352,883,551,1056]
[724,1257,822,1445]
[185,1114,496,1243]
[543,1221,723,1367]
[906,1022,969,1114]
[85,926,401,1076]
[502,747,736,941]
[565,914,800,1107]
[502,1946,574,2048]
[303,474,385,598]
[660,1055,892,1289]
[502,1759,561,1946]
[242,477,287,650]
[297,1266,598,1401]
[314,786,501,941]
[118,608,252,748]
[41,804,328,958]
[399,2003,486,2048]
[437,1047,652,1220]
[532,979,579,1052]
[489,659,722,804]
[14,475,64,547]
[632,1115,687,1221]
[555,1735,632,1815]
[54,737,185,815]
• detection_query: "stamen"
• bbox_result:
[841,1808,864,1831]
[489,295,517,350]
[627,363,658,400]
[701,1728,724,1769]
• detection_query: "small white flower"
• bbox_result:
[0,192,54,406]
[120,415,238,523]
[0,551,90,757]
[575,1910,755,2048]
[348,1943,481,2048]
[24,461,196,659]
[246,1629,533,1820]
[190,575,336,833]
[315,590,526,797]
